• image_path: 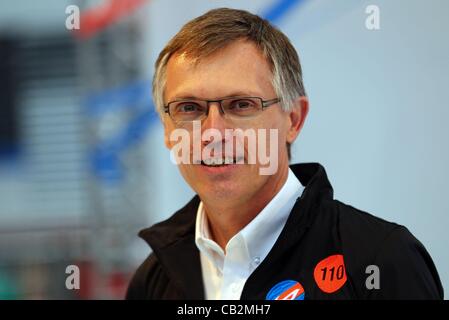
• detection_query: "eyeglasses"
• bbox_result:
[164,96,280,122]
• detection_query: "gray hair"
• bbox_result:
[152,7,306,116]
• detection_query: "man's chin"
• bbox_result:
[195,179,243,199]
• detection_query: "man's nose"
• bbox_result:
[201,102,227,131]
[201,102,228,147]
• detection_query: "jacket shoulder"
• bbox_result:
[334,200,401,253]
[369,225,444,299]
[321,199,443,299]
[126,253,162,300]
[126,252,187,299]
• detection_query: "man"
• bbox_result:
[126,8,443,300]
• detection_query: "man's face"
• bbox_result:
[163,40,307,205]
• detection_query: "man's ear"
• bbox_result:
[286,96,309,144]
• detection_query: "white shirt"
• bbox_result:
[194,168,304,300]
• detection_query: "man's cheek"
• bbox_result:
[258,128,279,175]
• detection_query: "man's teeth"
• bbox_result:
[202,157,235,166]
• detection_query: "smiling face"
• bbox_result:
[163,39,307,207]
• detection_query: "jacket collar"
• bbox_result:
[138,162,333,298]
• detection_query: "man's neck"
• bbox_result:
[201,165,289,251]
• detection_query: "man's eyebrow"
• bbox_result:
[169,95,199,101]
[169,91,262,101]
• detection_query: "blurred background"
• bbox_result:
[0,0,447,299]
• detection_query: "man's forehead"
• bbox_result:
[168,40,269,71]
[165,41,274,100]
[168,51,197,68]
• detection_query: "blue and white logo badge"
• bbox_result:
[266,280,305,300]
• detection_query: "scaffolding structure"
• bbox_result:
[0,1,152,299]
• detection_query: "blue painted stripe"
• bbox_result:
[262,0,306,23]
[85,80,152,116]
[90,104,159,183]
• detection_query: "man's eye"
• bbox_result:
[230,99,256,110]
[177,103,201,112]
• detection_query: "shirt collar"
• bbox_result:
[195,168,304,272]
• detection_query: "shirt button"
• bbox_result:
[253,256,261,265]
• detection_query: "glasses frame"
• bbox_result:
[163,96,280,122]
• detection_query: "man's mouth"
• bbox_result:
[200,157,243,167]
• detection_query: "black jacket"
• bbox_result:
[126,163,443,299]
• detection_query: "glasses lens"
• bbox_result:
[222,97,261,118]
[170,101,206,121]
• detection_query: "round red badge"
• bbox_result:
[313,254,347,293]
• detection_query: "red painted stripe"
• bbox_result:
[74,0,147,39]
[277,282,303,300]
